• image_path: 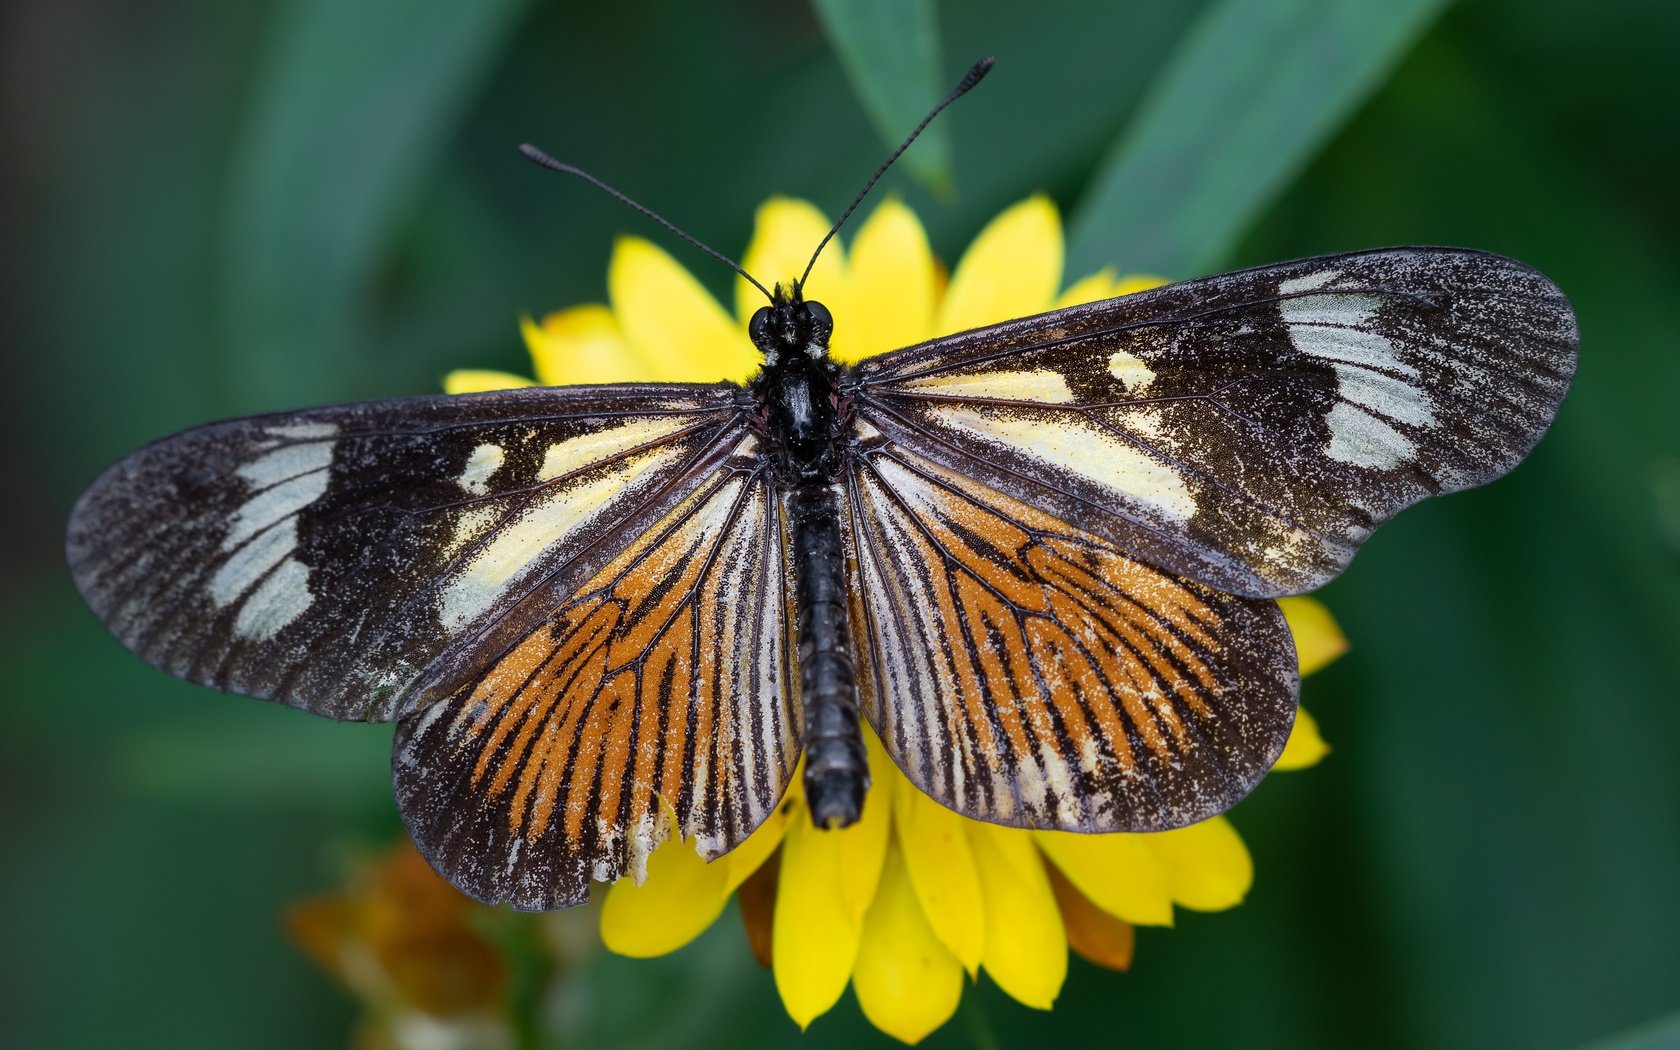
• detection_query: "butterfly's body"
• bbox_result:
[748,288,868,827]
[68,246,1577,909]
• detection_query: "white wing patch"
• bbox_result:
[234,437,334,490]
[233,558,314,642]
[223,470,330,548]
[929,404,1197,523]
[215,425,339,640]
[211,519,301,606]
[1279,274,1434,470]
[1278,270,1338,295]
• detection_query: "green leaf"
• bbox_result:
[812,0,952,192]
[1067,0,1451,278]
[220,0,530,410]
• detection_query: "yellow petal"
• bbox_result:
[1274,706,1331,770]
[835,198,936,363]
[522,305,648,386]
[1046,863,1135,971]
[1053,267,1119,309]
[736,197,846,324]
[852,844,963,1044]
[1143,816,1252,912]
[838,733,892,922]
[893,781,984,974]
[1114,274,1169,296]
[1279,595,1349,676]
[724,795,797,894]
[936,195,1063,334]
[442,369,534,394]
[1033,830,1174,927]
[599,835,730,958]
[772,816,862,1029]
[969,825,1066,1009]
[608,236,756,383]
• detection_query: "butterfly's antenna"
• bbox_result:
[518,143,775,303]
[798,56,995,291]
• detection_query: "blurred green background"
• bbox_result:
[4,0,1678,1047]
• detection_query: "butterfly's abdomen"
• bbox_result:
[789,482,868,827]
[747,291,863,823]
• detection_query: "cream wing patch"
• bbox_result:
[458,444,506,495]
[930,404,1196,522]
[901,369,1076,403]
[437,444,688,632]
[1107,351,1155,392]
[437,417,698,613]
[538,418,693,481]
[1279,273,1434,470]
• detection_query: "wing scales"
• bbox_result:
[68,245,1579,902]
[393,437,798,909]
[67,385,745,720]
[850,248,1577,597]
[843,441,1297,833]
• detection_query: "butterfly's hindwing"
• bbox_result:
[66,385,744,720]
[393,434,798,909]
[841,440,1298,832]
[850,247,1578,597]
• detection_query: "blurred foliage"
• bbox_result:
[3,1,1677,1048]
[1066,0,1452,276]
[812,0,951,192]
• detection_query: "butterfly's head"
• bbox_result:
[750,284,833,366]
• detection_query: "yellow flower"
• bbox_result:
[447,196,1348,1044]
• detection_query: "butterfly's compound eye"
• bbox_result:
[749,306,772,345]
[804,299,833,331]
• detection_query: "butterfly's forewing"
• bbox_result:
[842,441,1297,832]
[394,435,798,908]
[848,248,1578,598]
[66,385,746,721]
[842,246,1575,831]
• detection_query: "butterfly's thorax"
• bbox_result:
[747,289,867,828]
[750,299,845,484]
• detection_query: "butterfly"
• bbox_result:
[66,61,1578,911]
